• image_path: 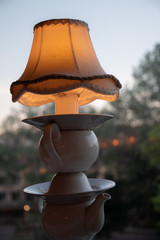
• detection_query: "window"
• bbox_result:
[0,192,6,201]
[11,192,20,201]
[0,177,6,185]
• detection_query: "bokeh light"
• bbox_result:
[128,136,136,144]
[112,139,119,147]
[24,205,30,212]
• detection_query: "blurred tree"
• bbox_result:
[141,123,160,228]
[110,43,160,127]
[142,124,160,169]
[0,103,54,184]
[95,43,160,238]
[130,43,160,126]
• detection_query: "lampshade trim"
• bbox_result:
[11,79,119,103]
[34,19,89,31]
[22,82,119,95]
[11,74,122,88]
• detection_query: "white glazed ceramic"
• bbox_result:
[41,193,111,240]
[39,123,99,172]
[24,178,115,204]
[48,172,93,195]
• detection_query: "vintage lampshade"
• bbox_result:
[10,19,122,113]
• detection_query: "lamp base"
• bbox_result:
[22,113,115,239]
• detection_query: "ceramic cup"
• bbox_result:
[48,172,93,195]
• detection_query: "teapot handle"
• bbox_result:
[39,123,62,172]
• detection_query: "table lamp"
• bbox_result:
[10,19,122,240]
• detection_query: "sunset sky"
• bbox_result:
[0,0,160,120]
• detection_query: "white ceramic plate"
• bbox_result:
[24,178,115,204]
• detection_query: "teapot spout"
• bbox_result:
[85,193,111,237]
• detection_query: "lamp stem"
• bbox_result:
[55,93,79,114]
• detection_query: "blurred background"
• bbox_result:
[0,0,160,239]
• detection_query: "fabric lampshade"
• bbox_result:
[10,19,122,107]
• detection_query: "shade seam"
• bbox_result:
[68,23,81,75]
[30,27,43,79]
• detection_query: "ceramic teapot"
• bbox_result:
[39,123,99,172]
[41,192,111,240]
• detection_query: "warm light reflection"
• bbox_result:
[112,139,119,147]
[24,205,30,211]
[149,136,156,143]
[128,136,135,144]
[39,167,48,174]
[99,141,107,149]
[98,165,107,179]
